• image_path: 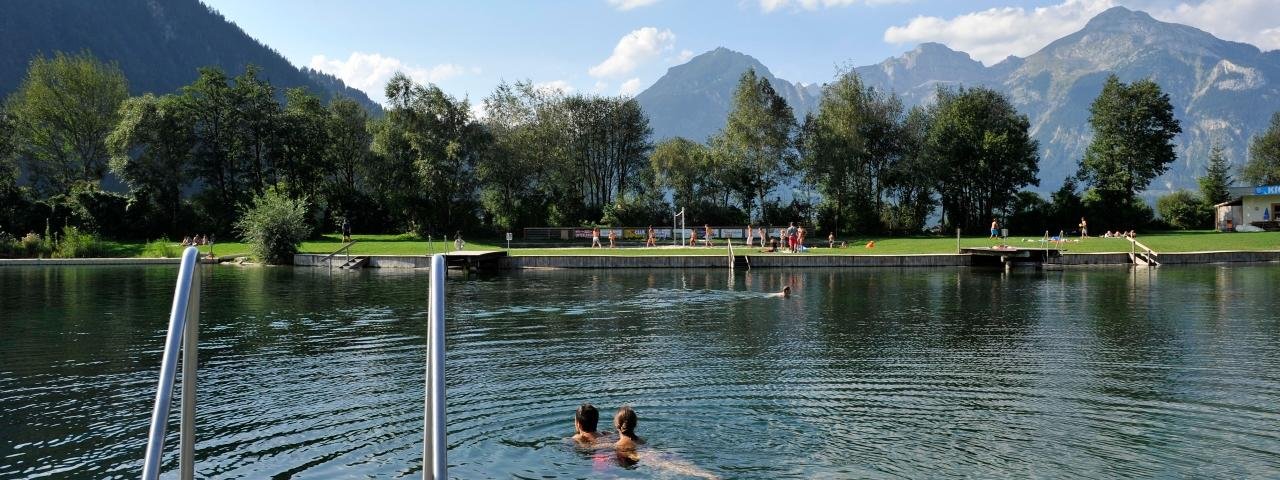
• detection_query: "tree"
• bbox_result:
[882,105,935,233]
[376,72,485,234]
[5,51,128,196]
[563,94,653,218]
[180,67,241,234]
[927,86,1040,232]
[1156,190,1208,230]
[1243,111,1280,186]
[235,186,312,264]
[715,69,795,222]
[1198,142,1233,205]
[277,88,329,199]
[1077,75,1181,214]
[107,94,195,235]
[798,69,904,234]
[479,81,566,230]
[322,96,374,224]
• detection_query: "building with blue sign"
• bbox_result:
[1215,185,1280,231]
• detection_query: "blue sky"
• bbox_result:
[202,0,1280,107]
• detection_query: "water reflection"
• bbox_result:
[1,265,1279,478]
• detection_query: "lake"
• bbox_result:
[2,264,1279,478]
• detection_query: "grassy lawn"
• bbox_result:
[117,230,1280,258]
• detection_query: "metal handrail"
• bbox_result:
[142,246,202,480]
[424,255,448,479]
[322,240,359,269]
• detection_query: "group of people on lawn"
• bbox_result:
[988,216,1137,243]
[589,223,837,252]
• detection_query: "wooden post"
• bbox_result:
[956,228,961,254]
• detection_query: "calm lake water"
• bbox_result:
[1,264,1279,479]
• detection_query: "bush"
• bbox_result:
[19,232,53,257]
[141,239,180,258]
[1156,190,1210,230]
[53,226,108,258]
[235,188,312,264]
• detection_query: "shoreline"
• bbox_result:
[4,249,1278,268]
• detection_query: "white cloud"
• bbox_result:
[619,78,643,96]
[534,80,576,95]
[309,52,475,103]
[593,81,610,93]
[608,0,660,11]
[589,27,677,78]
[677,49,695,62]
[881,0,1280,65]
[761,0,909,13]
[1148,0,1280,51]
[883,0,1114,65]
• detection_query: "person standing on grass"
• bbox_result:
[608,229,617,248]
[828,231,835,249]
[786,222,798,252]
[591,227,602,248]
[990,219,1000,239]
[745,223,754,248]
[1079,217,1088,238]
[646,225,657,247]
[688,229,698,247]
[341,218,352,243]
[759,227,767,248]
[703,224,714,247]
[454,231,464,251]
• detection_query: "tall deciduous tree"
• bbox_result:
[376,72,485,234]
[107,94,195,235]
[928,86,1040,232]
[1198,142,1233,205]
[323,96,374,221]
[1243,111,1280,186]
[479,81,566,230]
[5,51,128,196]
[798,69,903,234]
[715,68,795,222]
[1077,74,1181,209]
[564,94,652,218]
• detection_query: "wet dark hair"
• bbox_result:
[576,403,599,433]
[614,406,638,439]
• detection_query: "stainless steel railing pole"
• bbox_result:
[424,254,447,479]
[142,247,200,480]
[179,257,200,480]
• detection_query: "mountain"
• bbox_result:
[0,0,381,113]
[635,47,820,142]
[637,7,1280,193]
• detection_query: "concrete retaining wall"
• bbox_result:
[0,257,180,266]
[1155,251,1280,264]
[1058,253,1132,265]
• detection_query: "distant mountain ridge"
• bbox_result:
[0,0,381,113]
[636,6,1280,193]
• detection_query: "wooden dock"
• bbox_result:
[443,250,507,272]
[961,246,1062,268]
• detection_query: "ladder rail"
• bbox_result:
[142,246,201,480]
[424,255,448,479]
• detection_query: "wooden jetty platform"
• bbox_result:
[961,246,1062,269]
[444,250,507,272]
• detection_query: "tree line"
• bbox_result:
[4,51,1280,244]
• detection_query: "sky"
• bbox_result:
[201,0,1280,108]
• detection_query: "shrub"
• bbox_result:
[235,188,312,265]
[1156,190,1210,230]
[53,226,108,258]
[142,239,179,258]
[20,232,52,257]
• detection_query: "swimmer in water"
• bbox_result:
[767,285,792,298]
[613,406,720,479]
[572,403,605,444]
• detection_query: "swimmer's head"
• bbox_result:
[614,406,638,439]
[782,285,791,297]
[576,403,599,433]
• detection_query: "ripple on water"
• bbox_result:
[2,266,1280,478]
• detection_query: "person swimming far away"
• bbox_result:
[766,285,791,298]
